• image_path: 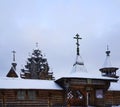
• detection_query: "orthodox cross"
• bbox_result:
[74,34,82,55]
[12,50,16,62]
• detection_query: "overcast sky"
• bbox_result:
[0,0,120,77]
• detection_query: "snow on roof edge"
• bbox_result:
[0,78,63,90]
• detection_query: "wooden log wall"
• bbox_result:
[0,89,64,107]
[105,91,120,106]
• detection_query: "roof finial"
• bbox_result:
[74,34,82,55]
[12,50,16,62]
[106,45,110,56]
[36,42,39,49]
[107,45,109,51]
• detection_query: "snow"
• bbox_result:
[109,81,120,91]
[0,78,63,90]
[55,51,120,91]
[103,55,112,68]
[71,55,87,73]
[55,54,118,81]
[55,54,117,81]
[56,71,118,81]
[109,77,120,91]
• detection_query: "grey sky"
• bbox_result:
[0,0,120,77]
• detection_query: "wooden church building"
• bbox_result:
[0,34,120,107]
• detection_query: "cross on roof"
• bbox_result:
[12,50,16,62]
[74,34,82,55]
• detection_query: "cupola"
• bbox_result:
[99,46,119,78]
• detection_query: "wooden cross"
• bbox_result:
[74,34,82,55]
[12,50,16,62]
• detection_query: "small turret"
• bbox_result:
[6,51,18,78]
[99,46,119,78]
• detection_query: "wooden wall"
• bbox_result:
[105,91,120,106]
[0,89,120,107]
[0,89,64,107]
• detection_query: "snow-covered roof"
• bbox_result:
[109,81,120,91]
[56,54,117,81]
[71,55,87,73]
[0,78,63,90]
[56,71,118,81]
[102,47,116,69]
[109,72,120,91]
[103,53,112,68]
